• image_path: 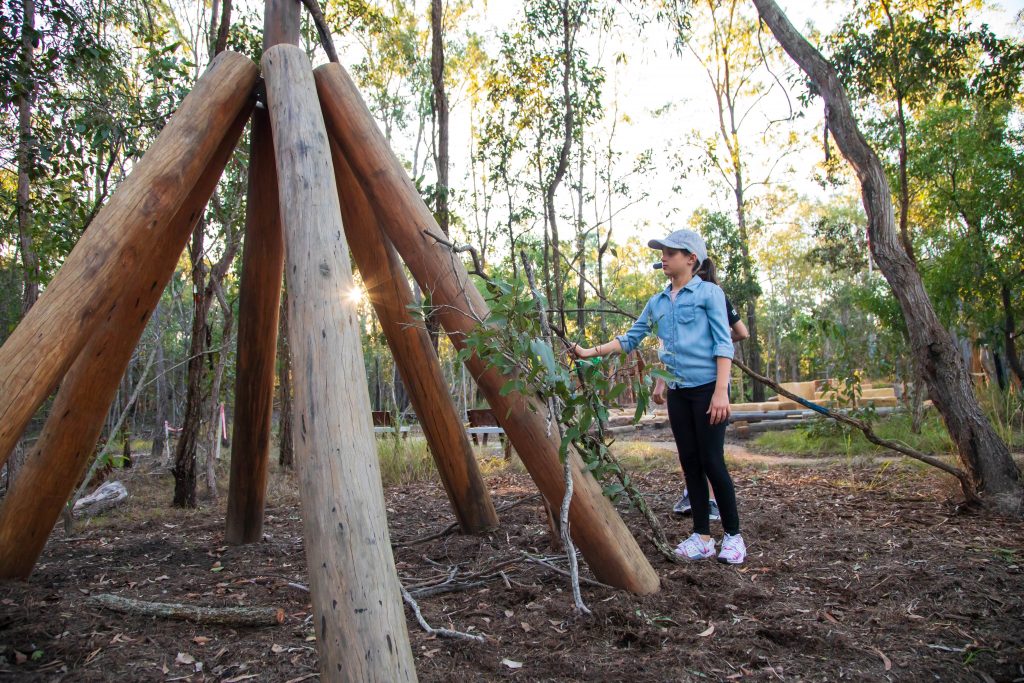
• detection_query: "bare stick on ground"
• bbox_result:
[400,585,486,643]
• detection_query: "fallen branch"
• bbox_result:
[731,358,977,503]
[88,594,284,626]
[399,585,486,643]
[522,553,615,591]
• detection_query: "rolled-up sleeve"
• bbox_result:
[706,286,734,359]
[616,300,653,353]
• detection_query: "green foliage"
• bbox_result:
[460,269,652,502]
[755,411,956,458]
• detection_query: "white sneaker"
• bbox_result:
[718,533,746,564]
[674,533,716,560]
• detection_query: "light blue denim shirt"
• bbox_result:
[615,276,734,388]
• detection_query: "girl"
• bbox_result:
[572,229,746,564]
[653,256,748,519]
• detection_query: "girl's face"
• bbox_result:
[661,248,697,277]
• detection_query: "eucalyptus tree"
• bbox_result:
[752,0,1022,509]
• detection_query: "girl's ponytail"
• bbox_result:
[696,255,719,284]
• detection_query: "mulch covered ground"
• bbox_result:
[1,454,1022,682]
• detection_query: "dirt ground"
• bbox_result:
[2,445,1023,682]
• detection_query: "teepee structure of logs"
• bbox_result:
[0,1,659,679]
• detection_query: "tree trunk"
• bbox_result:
[752,0,1022,507]
[1001,284,1024,387]
[173,224,210,508]
[734,166,765,402]
[430,0,449,235]
[16,0,39,316]
[423,0,451,352]
[206,280,234,500]
[545,0,576,335]
[150,304,170,461]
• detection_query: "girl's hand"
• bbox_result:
[570,343,593,359]
[652,378,667,405]
[707,388,731,425]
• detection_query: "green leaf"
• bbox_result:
[529,338,559,377]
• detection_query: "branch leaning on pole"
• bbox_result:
[730,357,978,503]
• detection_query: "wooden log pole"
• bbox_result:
[0,106,252,579]
[224,106,285,545]
[315,63,659,596]
[330,143,498,533]
[263,45,416,681]
[0,52,259,467]
[223,0,300,546]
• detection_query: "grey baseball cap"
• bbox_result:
[648,229,708,264]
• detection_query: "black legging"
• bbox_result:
[667,382,740,536]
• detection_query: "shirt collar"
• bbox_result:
[660,275,704,298]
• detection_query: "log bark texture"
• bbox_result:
[315,63,659,595]
[263,45,416,682]
[0,75,253,580]
[89,594,284,626]
[225,106,285,544]
[331,143,498,533]
[0,51,258,468]
[751,0,1022,505]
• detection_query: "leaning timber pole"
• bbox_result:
[315,63,660,595]
[224,0,297,545]
[0,52,258,468]
[263,45,416,681]
[331,143,499,533]
[0,102,253,579]
[751,0,1022,505]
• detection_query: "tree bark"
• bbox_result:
[751,0,1022,507]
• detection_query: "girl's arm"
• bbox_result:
[572,300,653,359]
[730,319,749,342]
[707,356,732,425]
[572,338,623,359]
[706,286,734,425]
